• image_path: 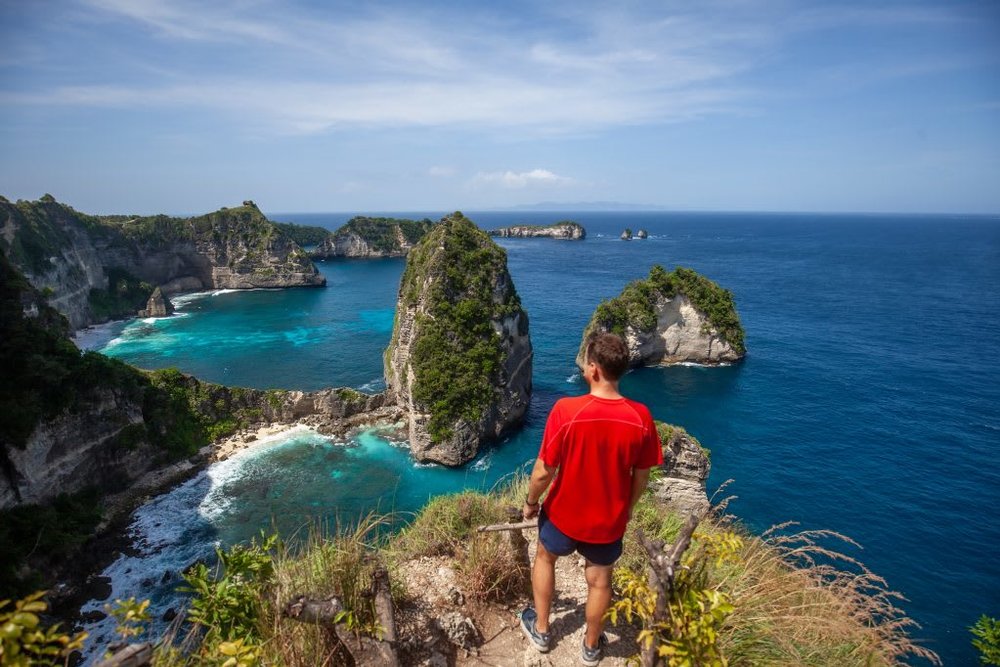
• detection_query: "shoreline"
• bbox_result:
[59,409,405,636]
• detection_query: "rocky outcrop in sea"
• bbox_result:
[385,212,532,466]
[0,196,324,330]
[577,265,745,367]
[137,287,173,318]
[652,422,711,517]
[488,221,585,240]
[312,216,434,259]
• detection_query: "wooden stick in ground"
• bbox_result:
[368,566,401,667]
[637,513,701,667]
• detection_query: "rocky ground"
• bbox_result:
[396,531,640,666]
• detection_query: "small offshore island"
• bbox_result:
[0,196,937,666]
[489,220,586,239]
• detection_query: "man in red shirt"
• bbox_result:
[521,332,663,664]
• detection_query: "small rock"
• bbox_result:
[446,586,464,606]
[163,608,177,622]
[81,610,107,623]
[424,652,448,667]
[435,611,479,650]
[160,570,173,584]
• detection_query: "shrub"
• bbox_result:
[972,615,1000,666]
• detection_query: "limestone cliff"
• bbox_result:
[312,216,434,259]
[385,212,532,466]
[652,422,711,517]
[488,221,586,240]
[0,196,325,330]
[577,265,745,368]
[0,253,382,509]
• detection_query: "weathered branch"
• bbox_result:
[282,565,400,667]
[476,519,538,532]
[95,642,154,667]
[637,513,701,667]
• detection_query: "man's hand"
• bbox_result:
[523,500,540,520]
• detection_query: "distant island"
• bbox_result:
[488,220,585,240]
[311,216,435,259]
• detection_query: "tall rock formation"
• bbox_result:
[652,422,711,518]
[137,287,174,318]
[577,265,745,368]
[489,221,586,240]
[385,212,532,466]
[0,196,325,330]
[312,216,434,259]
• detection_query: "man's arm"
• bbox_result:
[629,467,652,516]
[523,458,556,519]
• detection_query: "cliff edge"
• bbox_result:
[577,265,745,368]
[385,212,532,466]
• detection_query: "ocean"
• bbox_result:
[76,211,1000,665]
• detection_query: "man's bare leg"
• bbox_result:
[532,541,559,633]
[584,561,613,648]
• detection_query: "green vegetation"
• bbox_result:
[0,592,88,666]
[972,615,1000,665]
[587,264,746,355]
[273,221,331,246]
[393,212,525,442]
[0,197,106,274]
[109,471,934,666]
[0,489,103,596]
[88,268,155,321]
[333,216,434,253]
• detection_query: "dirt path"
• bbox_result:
[398,531,639,666]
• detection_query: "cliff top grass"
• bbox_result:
[75,472,936,666]
[390,212,525,443]
[587,264,746,354]
[333,215,435,253]
[273,221,332,247]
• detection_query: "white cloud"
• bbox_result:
[471,169,573,189]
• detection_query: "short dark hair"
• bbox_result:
[586,332,629,380]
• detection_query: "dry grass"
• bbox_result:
[710,516,940,666]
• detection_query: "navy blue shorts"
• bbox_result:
[538,511,623,566]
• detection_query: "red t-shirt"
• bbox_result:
[538,394,663,543]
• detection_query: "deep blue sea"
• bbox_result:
[76,211,1000,665]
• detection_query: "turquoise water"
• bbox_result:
[79,211,1000,664]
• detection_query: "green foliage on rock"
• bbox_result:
[273,221,331,246]
[0,197,105,274]
[88,268,154,321]
[332,216,435,254]
[392,212,524,442]
[588,265,745,354]
[0,489,103,596]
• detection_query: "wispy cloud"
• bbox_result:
[471,169,573,189]
[2,0,760,134]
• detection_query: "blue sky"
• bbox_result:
[1,0,998,214]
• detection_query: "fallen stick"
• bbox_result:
[476,519,538,532]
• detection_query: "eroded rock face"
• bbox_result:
[489,222,585,240]
[651,423,711,518]
[622,293,741,366]
[577,265,745,368]
[0,197,324,330]
[385,212,532,466]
